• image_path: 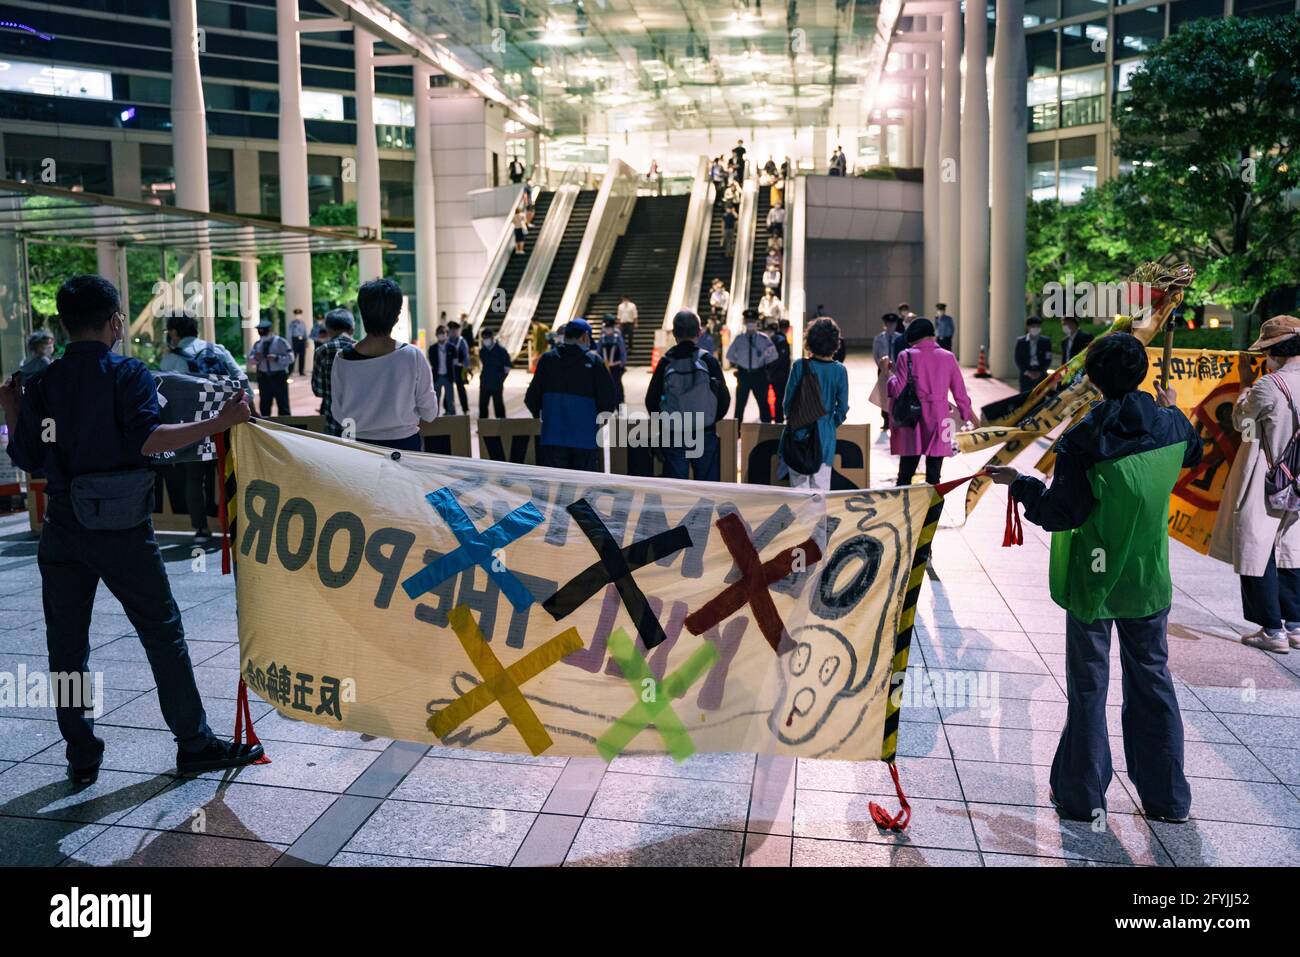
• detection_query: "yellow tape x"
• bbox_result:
[430,604,583,756]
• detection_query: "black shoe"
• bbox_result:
[176,738,264,774]
[193,528,213,546]
[67,763,100,787]
[1048,791,1097,823]
[1144,808,1189,824]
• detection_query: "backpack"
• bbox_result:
[178,342,229,378]
[1263,373,1300,512]
[891,349,924,428]
[662,351,718,428]
[779,361,827,476]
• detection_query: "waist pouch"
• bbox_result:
[69,469,155,530]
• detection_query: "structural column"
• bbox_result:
[413,61,438,342]
[937,5,961,319]
[911,60,925,169]
[989,0,1028,379]
[170,0,214,341]
[959,0,990,365]
[354,27,383,283]
[922,35,942,309]
[276,0,313,362]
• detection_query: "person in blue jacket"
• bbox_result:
[524,318,617,471]
[782,317,849,490]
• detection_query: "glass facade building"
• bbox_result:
[1025,0,1299,203]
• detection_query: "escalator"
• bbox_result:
[695,190,735,323]
[747,187,774,312]
[583,194,690,365]
[532,189,597,329]
[480,190,554,340]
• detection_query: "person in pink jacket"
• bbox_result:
[886,318,978,485]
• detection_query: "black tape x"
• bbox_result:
[543,498,692,650]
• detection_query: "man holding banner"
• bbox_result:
[0,276,265,784]
[988,333,1200,825]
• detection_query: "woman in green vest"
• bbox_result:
[988,332,1201,825]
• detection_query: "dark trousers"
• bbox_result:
[1019,371,1044,393]
[39,499,214,769]
[365,434,421,452]
[621,323,635,355]
[435,375,457,415]
[538,444,602,472]
[181,460,214,533]
[291,337,307,375]
[479,386,505,418]
[455,374,469,416]
[1240,551,1300,630]
[734,369,772,423]
[257,371,290,416]
[937,336,953,352]
[897,454,944,486]
[661,431,721,482]
[609,367,625,405]
[1053,607,1190,820]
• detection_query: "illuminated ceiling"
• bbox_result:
[332,1,887,136]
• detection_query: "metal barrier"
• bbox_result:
[663,155,715,329]
[552,159,640,328]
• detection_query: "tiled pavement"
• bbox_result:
[2,358,1298,867]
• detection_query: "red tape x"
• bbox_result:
[683,512,821,653]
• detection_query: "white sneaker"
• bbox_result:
[1242,629,1289,654]
[1287,627,1300,650]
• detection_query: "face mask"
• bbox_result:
[746,323,757,334]
[1267,356,1281,372]
[482,339,494,349]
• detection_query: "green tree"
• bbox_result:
[1111,15,1300,344]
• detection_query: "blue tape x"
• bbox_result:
[401,487,544,612]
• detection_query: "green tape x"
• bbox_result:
[596,628,721,764]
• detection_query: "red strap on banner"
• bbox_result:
[215,431,232,576]
[234,678,271,764]
[933,469,989,498]
[1003,495,1024,547]
[868,762,912,831]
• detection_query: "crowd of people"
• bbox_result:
[12,269,1300,830]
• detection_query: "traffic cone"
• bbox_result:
[767,384,778,421]
[974,344,992,378]
[650,343,661,372]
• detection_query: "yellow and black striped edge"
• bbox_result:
[880,490,944,764]
[222,431,238,570]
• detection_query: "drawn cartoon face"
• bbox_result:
[769,624,857,746]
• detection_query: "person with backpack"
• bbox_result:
[887,318,976,487]
[524,318,618,471]
[0,275,263,783]
[646,309,730,481]
[987,332,1202,825]
[780,317,848,490]
[1209,315,1300,654]
[161,309,247,545]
